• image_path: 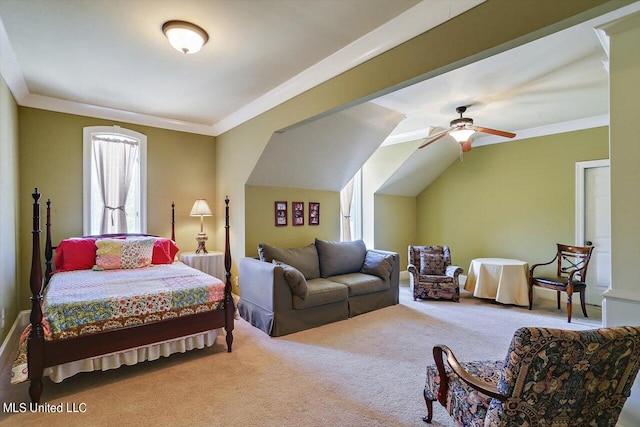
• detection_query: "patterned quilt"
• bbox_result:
[12,262,225,384]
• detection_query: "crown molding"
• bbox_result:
[473,114,610,147]
[381,126,432,146]
[382,114,609,148]
[22,92,218,136]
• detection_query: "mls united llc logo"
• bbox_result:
[3,402,87,413]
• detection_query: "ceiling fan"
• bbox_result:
[418,106,516,152]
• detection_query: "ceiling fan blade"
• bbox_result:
[461,140,473,152]
[418,128,453,149]
[473,126,516,139]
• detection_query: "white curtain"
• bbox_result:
[340,176,355,241]
[92,136,139,234]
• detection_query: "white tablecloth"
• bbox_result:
[181,251,225,280]
[464,258,529,306]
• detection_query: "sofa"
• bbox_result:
[238,238,400,336]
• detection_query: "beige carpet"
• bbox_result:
[0,285,602,427]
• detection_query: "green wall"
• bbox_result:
[18,107,216,310]
[417,127,609,276]
[374,194,416,269]
[216,0,613,269]
[244,185,340,257]
[0,75,20,343]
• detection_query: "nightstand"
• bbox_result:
[180,251,225,280]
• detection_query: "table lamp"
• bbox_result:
[190,198,213,254]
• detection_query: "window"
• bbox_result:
[340,169,362,241]
[83,126,147,235]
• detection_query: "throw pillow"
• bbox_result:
[152,238,180,264]
[257,243,320,280]
[54,238,97,272]
[273,260,308,299]
[315,238,367,278]
[360,251,394,279]
[94,237,155,270]
[420,252,445,275]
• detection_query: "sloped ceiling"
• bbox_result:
[368,4,640,197]
[371,5,627,146]
[246,102,404,191]
[375,132,460,197]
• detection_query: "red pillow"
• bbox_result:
[54,238,97,272]
[152,238,180,264]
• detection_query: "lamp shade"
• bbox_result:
[190,199,212,216]
[162,20,209,54]
[450,128,475,142]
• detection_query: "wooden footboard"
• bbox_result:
[27,188,234,403]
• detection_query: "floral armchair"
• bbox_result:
[408,245,462,302]
[423,326,640,426]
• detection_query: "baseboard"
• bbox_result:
[0,310,29,371]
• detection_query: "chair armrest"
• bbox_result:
[446,265,463,278]
[407,264,417,274]
[529,254,559,276]
[567,265,589,282]
[368,249,400,285]
[432,345,506,406]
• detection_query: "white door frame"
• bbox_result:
[575,159,609,247]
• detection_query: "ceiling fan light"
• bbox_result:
[163,20,209,54]
[450,129,475,142]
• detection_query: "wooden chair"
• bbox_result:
[528,243,594,322]
[423,326,640,426]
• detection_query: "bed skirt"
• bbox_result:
[12,328,221,384]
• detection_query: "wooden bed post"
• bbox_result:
[27,188,45,403]
[44,199,53,286]
[171,202,176,242]
[224,196,234,352]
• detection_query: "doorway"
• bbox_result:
[575,159,610,307]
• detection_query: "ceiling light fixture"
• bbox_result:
[419,106,516,151]
[162,20,209,54]
[449,128,475,142]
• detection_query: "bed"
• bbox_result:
[13,188,235,403]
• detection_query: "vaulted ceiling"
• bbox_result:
[1,1,638,196]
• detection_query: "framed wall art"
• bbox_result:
[275,201,287,226]
[309,202,320,225]
[292,201,304,226]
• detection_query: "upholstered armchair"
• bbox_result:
[408,245,462,302]
[423,326,640,426]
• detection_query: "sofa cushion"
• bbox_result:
[315,238,366,278]
[330,273,390,297]
[420,253,445,275]
[258,242,320,280]
[273,260,308,299]
[360,251,394,279]
[293,278,348,310]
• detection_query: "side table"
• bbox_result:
[464,258,529,306]
[180,251,225,281]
